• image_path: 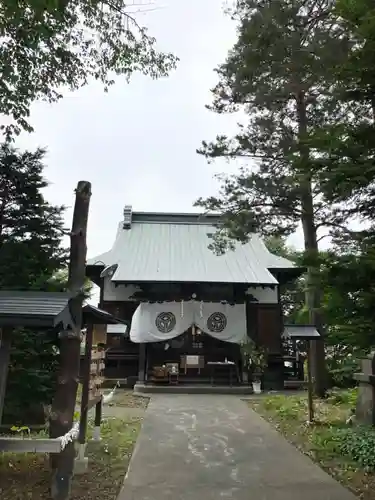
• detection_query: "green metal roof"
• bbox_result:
[87,211,300,285]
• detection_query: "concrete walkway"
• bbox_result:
[118,395,356,500]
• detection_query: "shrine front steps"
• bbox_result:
[133,382,254,395]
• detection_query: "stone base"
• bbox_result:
[355,383,374,425]
[74,456,88,475]
[134,383,254,395]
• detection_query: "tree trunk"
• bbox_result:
[49,181,92,500]
[296,91,327,398]
[0,184,8,242]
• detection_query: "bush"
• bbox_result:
[309,423,375,470]
[336,426,375,470]
[326,388,358,408]
[3,328,58,425]
[327,354,361,388]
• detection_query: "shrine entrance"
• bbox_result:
[145,327,242,386]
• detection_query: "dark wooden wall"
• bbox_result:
[100,301,139,381]
[100,301,138,321]
[257,305,282,354]
[245,301,282,353]
[246,300,284,390]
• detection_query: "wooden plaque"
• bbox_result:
[88,348,105,404]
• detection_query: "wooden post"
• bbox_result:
[78,324,93,449]
[93,398,102,441]
[307,340,314,423]
[138,343,146,383]
[0,327,12,425]
[50,181,91,500]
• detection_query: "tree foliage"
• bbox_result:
[0,143,67,424]
[309,0,375,226]
[0,0,178,137]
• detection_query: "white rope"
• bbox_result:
[59,421,80,451]
[57,382,120,451]
[102,381,120,404]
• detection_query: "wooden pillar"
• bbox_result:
[257,304,282,353]
[307,340,315,423]
[0,327,12,425]
[245,300,258,342]
[93,398,103,441]
[78,324,93,448]
[50,181,91,500]
[138,344,146,383]
[257,301,284,391]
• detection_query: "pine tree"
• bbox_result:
[310,0,375,226]
[0,143,66,287]
[0,143,67,423]
[196,0,354,396]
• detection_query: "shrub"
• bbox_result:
[336,426,375,470]
[3,328,58,425]
[326,388,358,408]
[327,355,361,388]
[310,423,375,469]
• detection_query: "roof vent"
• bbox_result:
[123,205,132,229]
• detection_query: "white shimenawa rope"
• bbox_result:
[102,381,119,404]
[59,421,80,451]
[58,382,120,451]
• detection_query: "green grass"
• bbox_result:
[0,417,141,500]
[249,389,375,499]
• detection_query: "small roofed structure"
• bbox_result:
[282,324,321,387]
[0,291,74,328]
[0,289,126,499]
[0,292,125,329]
[0,291,126,428]
[282,324,321,423]
[282,324,320,340]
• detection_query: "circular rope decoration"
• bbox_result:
[155,312,176,333]
[207,312,227,333]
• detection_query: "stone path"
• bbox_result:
[117,395,356,500]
